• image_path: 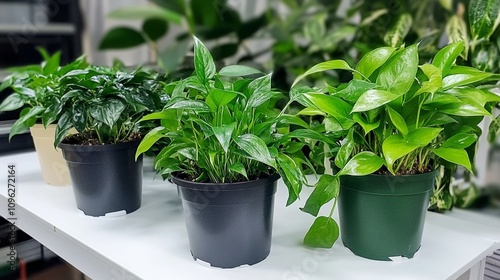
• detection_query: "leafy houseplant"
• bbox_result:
[0,49,88,185]
[291,41,500,259]
[135,37,336,268]
[56,64,165,217]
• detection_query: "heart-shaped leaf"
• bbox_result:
[304,216,339,248]
[338,151,385,176]
[234,134,276,168]
[434,147,473,171]
[301,175,339,217]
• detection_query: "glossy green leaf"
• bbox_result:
[71,102,86,132]
[303,216,339,248]
[292,60,352,87]
[167,100,211,112]
[425,113,458,126]
[450,88,500,106]
[277,153,303,206]
[442,133,478,149]
[432,41,465,76]
[99,27,146,49]
[89,99,125,128]
[377,44,418,94]
[0,93,24,112]
[193,36,216,84]
[332,80,378,103]
[136,126,167,159]
[246,90,276,110]
[382,135,420,172]
[142,18,168,41]
[212,123,236,153]
[206,88,238,111]
[298,107,325,116]
[234,134,276,168]
[352,113,380,135]
[406,127,443,146]
[434,147,473,171]
[338,151,385,176]
[279,129,335,145]
[290,86,316,107]
[276,115,310,128]
[229,162,248,180]
[219,65,262,77]
[442,69,493,90]
[42,101,61,127]
[247,73,272,96]
[301,175,339,216]
[107,6,182,24]
[351,89,402,113]
[387,107,408,135]
[423,92,461,107]
[9,106,44,139]
[383,13,413,47]
[54,111,73,147]
[438,97,491,116]
[354,47,395,80]
[416,64,443,95]
[305,93,353,126]
[469,0,500,40]
[335,129,354,169]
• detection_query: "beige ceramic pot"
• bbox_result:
[29,124,71,186]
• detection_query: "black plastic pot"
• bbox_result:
[173,174,279,268]
[59,140,143,217]
[338,171,437,261]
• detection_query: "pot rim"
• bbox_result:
[171,172,280,191]
[58,138,141,152]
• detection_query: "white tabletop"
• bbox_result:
[1,151,499,280]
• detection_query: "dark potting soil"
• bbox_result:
[62,132,142,146]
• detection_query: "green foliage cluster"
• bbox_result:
[292,41,500,248]
[0,49,166,146]
[136,37,338,207]
[0,49,88,139]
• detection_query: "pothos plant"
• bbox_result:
[135,37,338,208]
[0,49,88,139]
[290,41,500,248]
[54,65,166,146]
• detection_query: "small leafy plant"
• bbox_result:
[135,37,337,208]
[291,41,500,248]
[0,49,88,139]
[54,65,165,146]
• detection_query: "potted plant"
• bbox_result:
[291,41,500,260]
[0,49,88,186]
[55,64,165,217]
[135,37,336,268]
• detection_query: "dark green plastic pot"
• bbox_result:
[338,171,437,261]
[173,174,278,268]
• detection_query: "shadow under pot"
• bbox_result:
[338,170,437,261]
[59,140,143,217]
[172,174,279,268]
